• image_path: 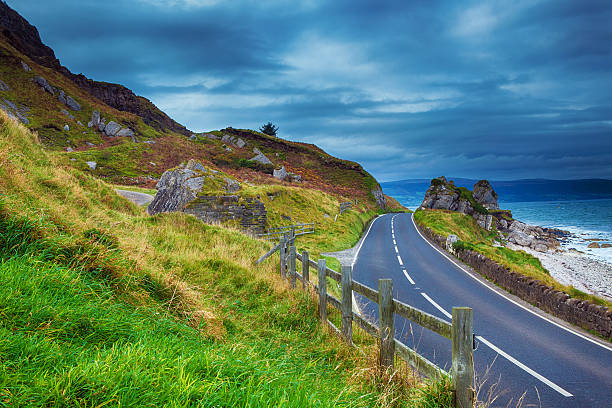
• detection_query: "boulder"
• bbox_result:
[63,124,69,131]
[104,121,121,136]
[189,134,197,141]
[2,98,16,111]
[288,173,302,182]
[185,159,206,172]
[34,76,54,95]
[98,118,106,132]
[472,180,499,210]
[532,242,548,252]
[20,61,31,72]
[0,79,9,91]
[66,95,81,111]
[116,128,135,138]
[250,151,272,165]
[58,90,67,106]
[86,161,97,170]
[148,162,206,215]
[273,166,288,181]
[65,147,74,152]
[508,230,534,247]
[88,110,100,128]
[203,133,218,140]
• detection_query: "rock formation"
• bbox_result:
[372,186,387,210]
[148,160,266,233]
[250,148,273,165]
[472,180,499,210]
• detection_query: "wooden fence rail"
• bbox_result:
[258,240,475,408]
[257,223,315,240]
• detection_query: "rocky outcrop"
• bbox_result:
[148,160,266,233]
[221,133,246,148]
[0,1,190,136]
[1,98,29,124]
[372,186,387,210]
[0,78,8,91]
[472,180,499,210]
[506,220,562,253]
[104,121,121,136]
[273,166,288,181]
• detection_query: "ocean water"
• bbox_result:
[500,199,612,265]
[388,193,612,265]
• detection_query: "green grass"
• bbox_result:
[0,111,454,407]
[415,208,611,308]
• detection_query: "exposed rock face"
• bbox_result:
[0,1,190,136]
[372,186,387,210]
[65,95,80,111]
[0,78,9,91]
[20,61,31,72]
[420,177,494,230]
[506,220,562,252]
[472,180,499,210]
[35,76,54,94]
[148,160,266,233]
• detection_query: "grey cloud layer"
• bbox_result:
[10,0,612,180]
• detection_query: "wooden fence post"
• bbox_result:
[378,279,395,371]
[279,236,286,279]
[302,251,309,289]
[318,259,327,322]
[341,265,353,343]
[289,244,296,288]
[452,307,474,408]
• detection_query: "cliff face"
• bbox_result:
[0,1,189,135]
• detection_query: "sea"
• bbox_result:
[386,192,612,266]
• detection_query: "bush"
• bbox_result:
[452,240,475,252]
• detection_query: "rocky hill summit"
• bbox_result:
[420,177,566,252]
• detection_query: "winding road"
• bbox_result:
[350,213,612,407]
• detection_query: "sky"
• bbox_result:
[8,0,612,182]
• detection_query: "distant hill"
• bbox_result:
[382,178,612,208]
[0,1,396,209]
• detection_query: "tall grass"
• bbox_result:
[0,111,453,406]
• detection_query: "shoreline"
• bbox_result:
[507,242,612,301]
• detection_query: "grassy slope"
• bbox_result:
[0,112,450,406]
[414,209,610,307]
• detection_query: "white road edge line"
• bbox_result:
[410,213,612,353]
[476,336,573,397]
[351,214,385,268]
[421,292,573,397]
[403,270,416,285]
[421,292,452,319]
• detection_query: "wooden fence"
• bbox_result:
[257,222,315,241]
[339,201,352,214]
[257,237,475,408]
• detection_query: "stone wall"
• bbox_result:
[417,224,612,340]
[184,195,267,235]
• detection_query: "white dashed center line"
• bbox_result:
[397,255,403,266]
[420,291,573,397]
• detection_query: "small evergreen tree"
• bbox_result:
[260,122,279,137]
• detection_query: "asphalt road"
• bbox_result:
[351,213,612,408]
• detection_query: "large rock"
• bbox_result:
[473,180,499,210]
[86,161,97,170]
[34,76,54,95]
[104,121,121,136]
[273,166,288,181]
[88,110,100,128]
[250,150,272,165]
[148,162,206,215]
[20,61,31,72]
[65,95,81,111]
[116,128,135,138]
[98,118,106,132]
[221,133,247,148]
[508,230,534,247]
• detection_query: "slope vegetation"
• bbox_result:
[0,111,449,406]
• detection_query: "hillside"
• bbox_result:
[0,102,450,406]
[0,0,398,212]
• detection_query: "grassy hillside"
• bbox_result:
[0,111,449,406]
[414,209,610,307]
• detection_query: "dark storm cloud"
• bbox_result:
[8,0,612,181]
